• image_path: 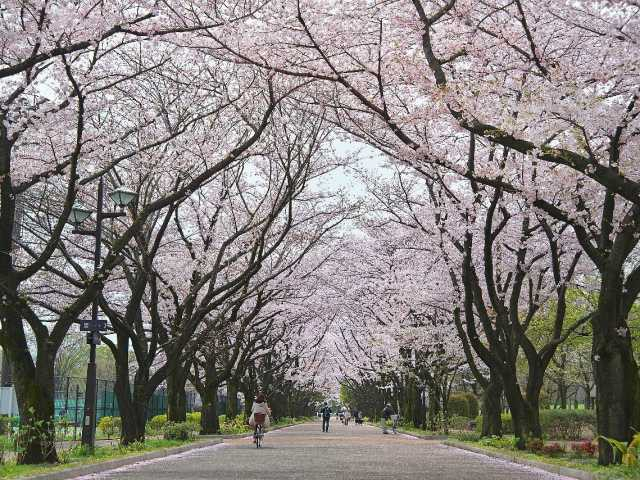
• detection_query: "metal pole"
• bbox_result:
[102,380,107,419]
[74,384,80,441]
[111,382,116,417]
[81,178,104,449]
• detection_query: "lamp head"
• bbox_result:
[68,204,93,226]
[109,187,137,208]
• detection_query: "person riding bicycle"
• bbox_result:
[381,403,394,434]
[249,392,271,440]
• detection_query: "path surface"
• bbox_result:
[74,422,574,480]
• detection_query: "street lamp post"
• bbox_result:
[68,177,136,450]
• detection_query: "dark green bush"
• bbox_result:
[454,431,482,442]
[475,413,513,434]
[463,393,479,418]
[448,415,472,431]
[474,409,595,441]
[162,421,197,440]
[0,416,9,435]
[541,409,595,441]
[448,394,470,418]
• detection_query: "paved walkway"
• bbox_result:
[74,422,574,480]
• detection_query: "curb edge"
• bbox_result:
[442,440,596,480]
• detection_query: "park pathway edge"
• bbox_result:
[443,440,595,480]
[21,438,223,480]
[20,421,312,480]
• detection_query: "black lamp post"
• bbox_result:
[68,177,136,449]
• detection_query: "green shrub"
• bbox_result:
[162,421,197,441]
[448,394,470,418]
[148,415,167,434]
[218,414,227,424]
[463,393,479,418]
[475,413,513,434]
[0,416,9,435]
[540,409,595,441]
[98,416,121,439]
[9,416,19,430]
[0,435,12,465]
[120,440,146,452]
[478,435,516,450]
[186,412,201,425]
[474,409,595,440]
[448,415,472,431]
[220,414,250,435]
[454,431,482,442]
[525,437,544,453]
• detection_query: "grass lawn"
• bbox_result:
[0,438,197,479]
[451,438,640,480]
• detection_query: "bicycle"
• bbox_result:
[254,424,264,448]
[253,413,267,449]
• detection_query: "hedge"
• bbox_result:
[162,421,198,440]
[448,394,470,417]
[448,392,479,418]
[474,409,596,440]
[464,393,479,418]
[448,415,473,431]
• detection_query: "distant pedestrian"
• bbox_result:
[320,402,332,432]
[343,409,351,426]
[381,403,394,434]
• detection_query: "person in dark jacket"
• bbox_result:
[381,403,394,434]
[320,402,332,432]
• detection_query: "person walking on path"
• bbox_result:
[320,402,332,432]
[381,403,394,434]
[343,408,351,426]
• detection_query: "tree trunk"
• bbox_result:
[502,376,527,449]
[427,382,442,431]
[593,265,640,465]
[12,342,58,463]
[410,385,422,429]
[226,379,239,419]
[3,305,58,464]
[243,388,254,419]
[112,332,147,444]
[116,372,149,444]
[481,377,503,437]
[558,382,567,410]
[200,386,220,435]
[166,365,187,422]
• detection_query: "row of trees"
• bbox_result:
[209,0,640,464]
[3,0,640,467]
[1,1,346,464]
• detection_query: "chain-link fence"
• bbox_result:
[53,376,199,426]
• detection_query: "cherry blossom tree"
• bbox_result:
[212,0,640,463]
[2,20,286,459]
